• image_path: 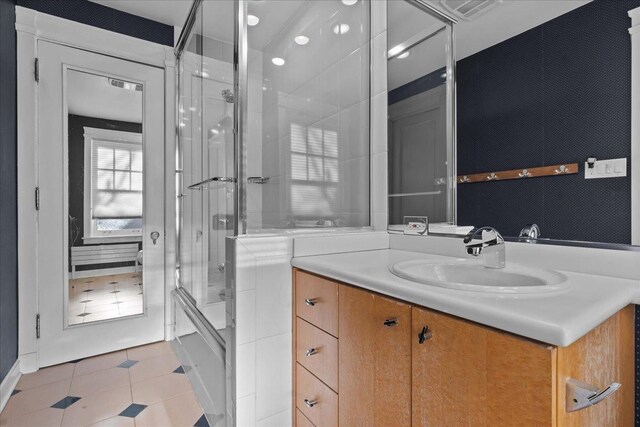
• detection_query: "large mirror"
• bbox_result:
[67,69,144,325]
[388,0,638,246]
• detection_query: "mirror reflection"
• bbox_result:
[67,69,144,325]
[388,0,637,246]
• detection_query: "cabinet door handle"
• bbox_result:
[304,399,317,408]
[418,325,432,343]
[304,298,316,306]
[383,318,399,327]
[566,378,621,412]
[305,348,318,356]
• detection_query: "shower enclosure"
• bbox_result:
[171,0,372,425]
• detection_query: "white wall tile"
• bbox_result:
[255,333,292,420]
[238,236,294,258]
[371,0,387,38]
[371,151,388,214]
[371,91,388,154]
[236,242,257,292]
[257,409,292,427]
[236,394,256,427]
[236,342,256,399]
[236,290,256,345]
[371,31,388,96]
[293,231,390,257]
[255,256,293,340]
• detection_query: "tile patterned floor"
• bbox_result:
[0,342,209,427]
[69,273,144,326]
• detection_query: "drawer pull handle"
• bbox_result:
[305,348,318,357]
[383,318,399,327]
[418,325,432,344]
[305,298,317,307]
[304,399,317,408]
[566,378,621,412]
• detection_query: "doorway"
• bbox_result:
[36,41,166,367]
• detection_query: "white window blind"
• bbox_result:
[91,139,143,219]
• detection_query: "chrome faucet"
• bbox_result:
[463,226,506,269]
[519,223,540,240]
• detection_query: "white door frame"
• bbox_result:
[16,6,176,373]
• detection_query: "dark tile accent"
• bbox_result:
[119,403,147,418]
[68,358,85,364]
[15,0,173,46]
[110,282,118,285]
[194,415,210,427]
[82,289,93,293]
[117,360,138,368]
[113,301,123,305]
[51,396,81,409]
[77,313,91,317]
[173,366,185,374]
[11,389,21,396]
[110,290,121,293]
[80,300,92,303]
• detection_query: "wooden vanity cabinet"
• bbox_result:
[292,269,634,427]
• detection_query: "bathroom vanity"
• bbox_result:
[291,251,636,427]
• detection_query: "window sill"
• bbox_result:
[82,235,143,245]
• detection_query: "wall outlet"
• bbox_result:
[584,158,627,179]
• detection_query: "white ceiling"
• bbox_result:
[89,0,592,89]
[68,69,142,123]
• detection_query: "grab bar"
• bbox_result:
[172,288,226,350]
[188,176,237,190]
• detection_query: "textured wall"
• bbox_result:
[457,0,635,244]
[0,0,17,384]
[16,0,173,46]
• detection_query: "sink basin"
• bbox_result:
[389,258,568,294]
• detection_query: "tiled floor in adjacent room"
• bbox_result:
[68,272,144,326]
[0,342,209,427]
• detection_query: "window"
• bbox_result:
[83,127,143,241]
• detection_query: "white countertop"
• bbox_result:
[291,249,640,347]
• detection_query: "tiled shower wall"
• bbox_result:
[257,1,372,229]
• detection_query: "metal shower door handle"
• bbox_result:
[150,231,160,245]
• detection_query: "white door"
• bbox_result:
[37,41,165,367]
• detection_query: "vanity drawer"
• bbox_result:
[296,409,315,427]
[296,317,338,392]
[294,270,338,336]
[296,363,338,427]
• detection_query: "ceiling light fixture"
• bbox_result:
[272,57,285,66]
[247,14,260,26]
[398,51,410,59]
[333,23,350,35]
[341,0,358,5]
[295,35,310,45]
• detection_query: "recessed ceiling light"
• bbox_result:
[295,35,310,45]
[272,57,285,66]
[398,51,410,59]
[342,0,358,5]
[179,122,186,128]
[333,23,350,35]
[247,14,260,26]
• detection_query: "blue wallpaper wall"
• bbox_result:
[457,0,634,244]
[16,0,174,46]
[0,0,18,384]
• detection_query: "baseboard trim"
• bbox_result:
[71,266,138,279]
[0,359,21,413]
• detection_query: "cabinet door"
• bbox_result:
[412,306,556,426]
[339,285,412,427]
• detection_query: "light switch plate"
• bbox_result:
[584,158,627,179]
